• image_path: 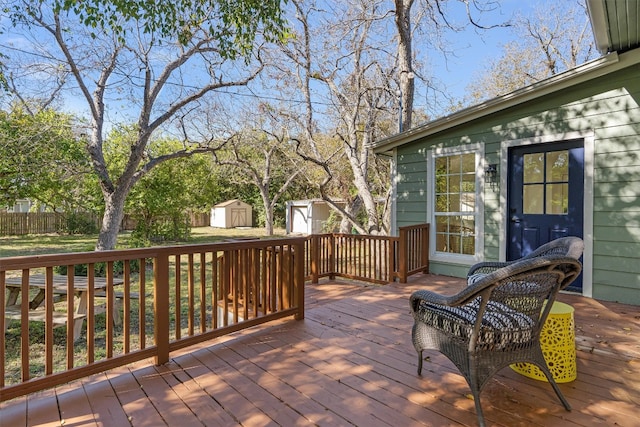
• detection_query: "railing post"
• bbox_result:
[422,224,430,274]
[329,234,336,280]
[310,235,319,284]
[294,240,305,320]
[154,251,170,365]
[398,227,408,283]
[389,238,397,283]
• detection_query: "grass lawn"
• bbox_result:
[0,226,287,258]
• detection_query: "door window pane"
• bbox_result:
[547,183,568,214]
[546,151,569,182]
[524,153,544,183]
[523,184,544,214]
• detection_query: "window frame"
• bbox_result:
[427,144,485,264]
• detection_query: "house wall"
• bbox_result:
[394,64,640,304]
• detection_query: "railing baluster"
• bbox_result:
[187,253,195,336]
[139,264,146,349]
[123,260,131,353]
[45,268,53,375]
[66,265,74,368]
[106,261,114,359]
[212,252,218,328]
[174,254,181,339]
[200,253,207,334]
[87,263,95,363]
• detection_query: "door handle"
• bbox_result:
[511,215,521,223]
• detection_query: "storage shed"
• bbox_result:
[210,199,252,228]
[286,199,335,235]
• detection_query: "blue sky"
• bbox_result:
[416,0,544,112]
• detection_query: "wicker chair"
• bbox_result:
[410,255,583,427]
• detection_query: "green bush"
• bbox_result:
[54,258,141,277]
[130,214,191,245]
[62,212,99,235]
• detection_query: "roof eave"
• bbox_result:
[587,0,613,54]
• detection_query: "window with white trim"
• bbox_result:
[431,147,482,260]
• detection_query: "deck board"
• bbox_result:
[2,275,639,426]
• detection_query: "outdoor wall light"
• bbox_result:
[485,163,499,190]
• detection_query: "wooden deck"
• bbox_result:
[2,274,639,426]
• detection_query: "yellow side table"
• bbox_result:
[511,301,577,383]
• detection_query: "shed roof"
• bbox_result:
[214,199,250,208]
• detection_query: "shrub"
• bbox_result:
[62,212,99,235]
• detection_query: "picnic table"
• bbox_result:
[3,274,125,341]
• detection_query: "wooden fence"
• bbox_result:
[0,212,210,236]
[0,213,87,235]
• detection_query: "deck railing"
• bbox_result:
[0,238,306,401]
[1,223,429,401]
[304,224,429,284]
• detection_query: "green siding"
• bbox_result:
[394,62,640,305]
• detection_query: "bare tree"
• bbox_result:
[277,0,397,235]
[466,0,596,103]
[270,0,504,235]
[212,107,304,235]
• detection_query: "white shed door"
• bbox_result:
[291,206,308,234]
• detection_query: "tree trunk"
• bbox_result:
[258,184,274,236]
[96,189,128,251]
[395,0,415,131]
[264,206,274,236]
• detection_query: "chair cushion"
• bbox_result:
[414,299,535,350]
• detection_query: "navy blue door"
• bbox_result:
[508,140,584,291]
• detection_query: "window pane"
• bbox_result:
[461,216,475,236]
[435,174,447,193]
[546,151,568,182]
[449,155,461,173]
[461,173,475,192]
[462,236,475,255]
[523,184,544,214]
[461,192,475,211]
[436,233,449,252]
[524,153,544,183]
[433,151,478,257]
[435,194,448,212]
[436,216,449,233]
[461,153,475,173]
[546,183,568,214]
[449,235,461,254]
[450,216,462,234]
[449,193,461,212]
[449,175,461,192]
